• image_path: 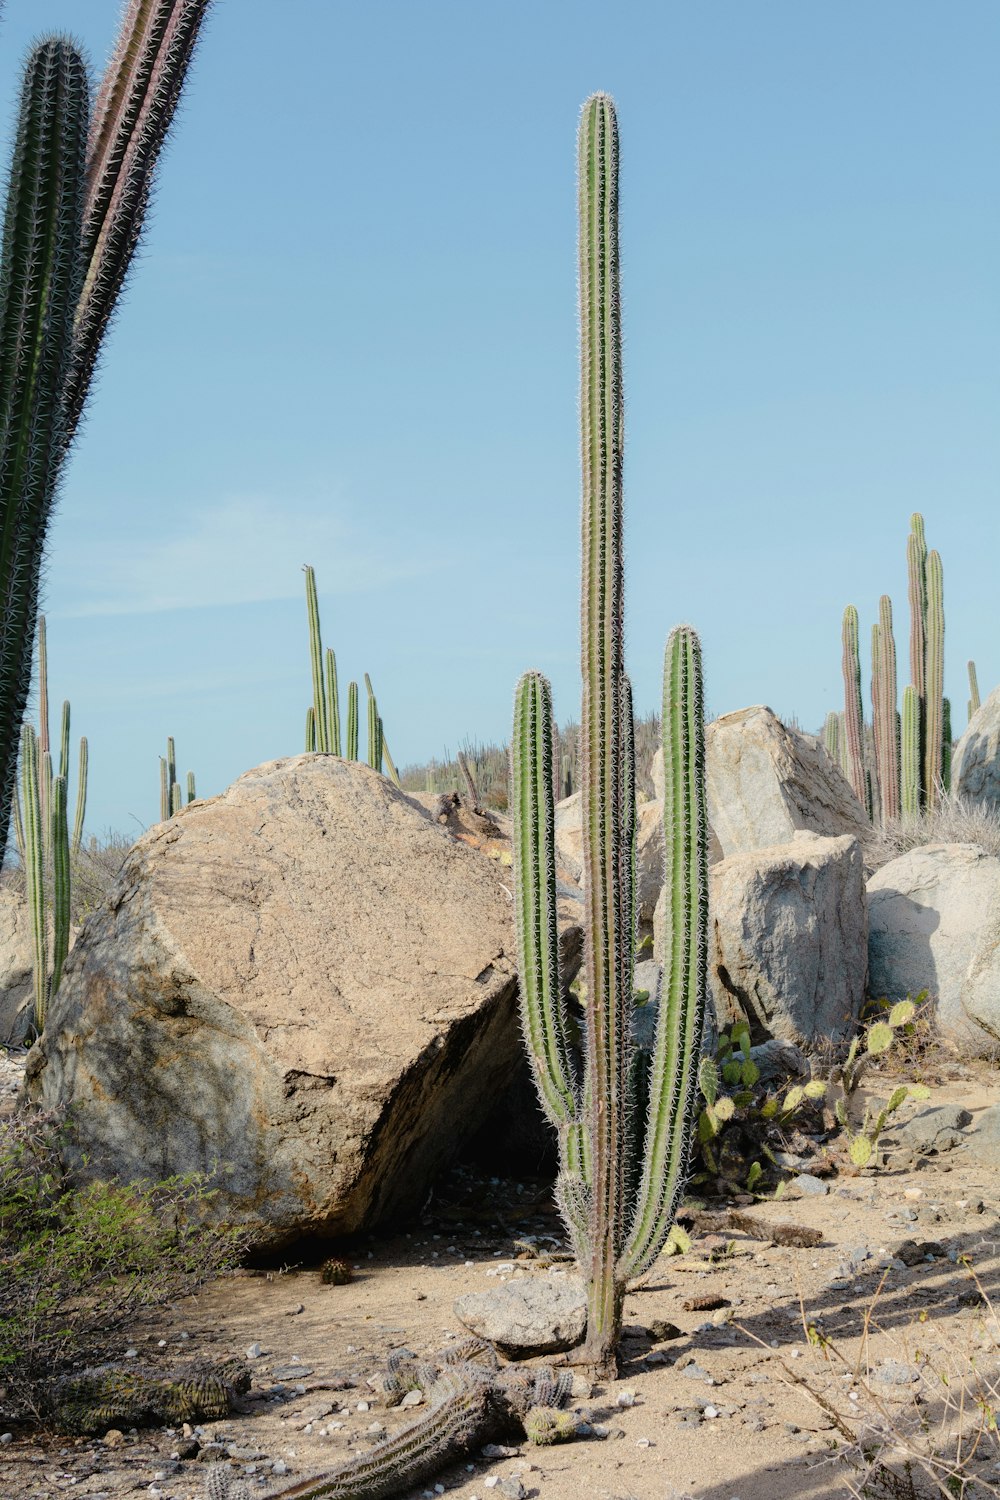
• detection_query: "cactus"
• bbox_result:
[511,96,706,1374]
[942,696,952,796]
[841,606,869,816]
[871,595,899,821]
[901,684,921,818]
[159,735,194,820]
[924,549,944,809]
[63,0,215,450]
[302,568,399,782]
[0,40,88,864]
[19,726,70,1034]
[822,711,840,765]
[968,660,981,723]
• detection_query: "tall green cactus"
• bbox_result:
[901,683,921,818]
[19,724,70,1034]
[0,40,88,864]
[841,606,869,816]
[511,95,707,1375]
[0,4,212,866]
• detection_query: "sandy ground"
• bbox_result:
[4,1052,1000,1500]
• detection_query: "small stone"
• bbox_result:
[272,1459,290,1475]
[616,1390,636,1407]
[703,1405,719,1420]
[245,1343,263,1359]
[791,1173,829,1196]
[400,1389,424,1408]
[498,1483,526,1500]
[0,1433,12,1445]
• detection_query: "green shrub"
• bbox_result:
[0,1111,247,1422]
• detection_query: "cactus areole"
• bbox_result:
[511,95,707,1375]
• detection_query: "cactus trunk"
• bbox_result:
[841,606,869,817]
[872,595,899,822]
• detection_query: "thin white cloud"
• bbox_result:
[47,494,434,618]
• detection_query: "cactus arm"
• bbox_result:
[186,768,196,803]
[942,697,952,796]
[822,711,840,764]
[58,699,70,782]
[924,549,944,808]
[347,681,359,760]
[170,780,182,814]
[379,721,400,786]
[49,773,70,999]
[906,515,927,805]
[841,605,870,817]
[261,1369,497,1500]
[968,660,981,722]
[159,756,168,821]
[0,44,87,860]
[364,673,382,772]
[901,683,920,818]
[63,0,214,448]
[166,736,177,796]
[38,615,50,765]
[305,705,316,752]
[304,566,329,752]
[511,671,578,1131]
[325,648,340,756]
[71,736,87,853]
[20,727,48,1032]
[620,625,707,1281]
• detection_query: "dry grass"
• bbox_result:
[864,799,1000,874]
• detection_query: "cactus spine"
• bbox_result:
[512,96,706,1375]
[841,606,869,816]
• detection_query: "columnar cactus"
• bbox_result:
[511,95,707,1374]
[0,40,88,863]
[924,549,944,808]
[841,606,869,816]
[19,724,70,1034]
[871,595,899,822]
[159,735,194,819]
[901,683,921,818]
[0,4,213,864]
[968,660,981,723]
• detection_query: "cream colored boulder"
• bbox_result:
[554,792,666,924]
[867,843,1000,1049]
[705,706,870,859]
[708,831,867,1047]
[952,687,1000,810]
[26,756,579,1249]
[0,887,35,1045]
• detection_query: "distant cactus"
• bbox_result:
[346,681,359,761]
[968,660,981,723]
[901,684,921,818]
[159,736,195,821]
[924,549,945,808]
[871,595,899,821]
[841,606,869,815]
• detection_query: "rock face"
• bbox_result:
[706,706,870,860]
[952,687,1000,810]
[26,755,563,1250]
[867,843,1000,1049]
[709,832,867,1047]
[554,792,666,926]
[0,887,37,1045]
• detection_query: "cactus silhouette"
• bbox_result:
[511,95,707,1374]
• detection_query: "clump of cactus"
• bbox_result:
[319,1257,353,1286]
[303,565,399,785]
[511,94,707,1374]
[835,514,962,825]
[159,736,197,820]
[12,617,87,1033]
[0,3,212,865]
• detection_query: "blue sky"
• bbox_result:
[2,1,998,838]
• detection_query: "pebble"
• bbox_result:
[245,1343,263,1359]
[791,1173,829,1196]
[272,1460,289,1475]
[0,1433,12,1446]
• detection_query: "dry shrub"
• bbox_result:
[865,799,1000,875]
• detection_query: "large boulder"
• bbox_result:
[0,887,36,1045]
[0,887,79,1046]
[952,687,1000,810]
[26,756,580,1249]
[708,831,867,1047]
[705,706,870,859]
[868,843,1000,1049]
[554,792,666,924]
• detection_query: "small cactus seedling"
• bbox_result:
[319,1258,353,1286]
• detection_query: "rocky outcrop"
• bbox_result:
[27,756,581,1249]
[705,706,870,860]
[709,831,867,1047]
[0,887,36,1045]
[952,687,1000,810]
[867,843,1000,1049]
[554,792,666,926]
